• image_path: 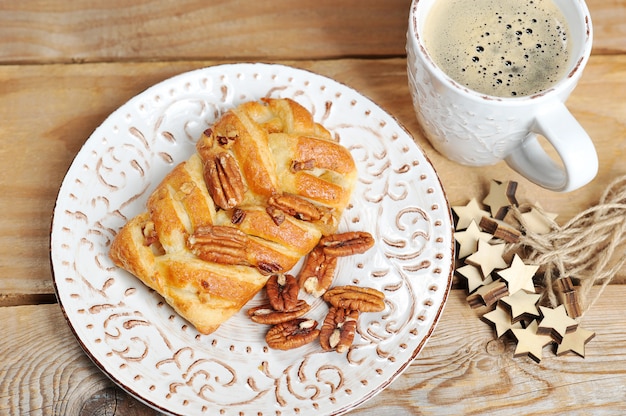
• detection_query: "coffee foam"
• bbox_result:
[423,0,571,97]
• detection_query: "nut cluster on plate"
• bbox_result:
[247,231,385,353]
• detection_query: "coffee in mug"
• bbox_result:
[423,0,572,97]
[406,0,598,192]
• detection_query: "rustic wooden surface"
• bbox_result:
[1,0,626,414]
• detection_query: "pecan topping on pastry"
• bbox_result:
[323,285,386,312]
[188,225,248,265]
[268,193,322,222]
[266,205,286,226]
[290,159,315,172]
[203,152,245,210]
[214,125,239,147]
[265,318,320,350]
[319,231,375,257]
[141,221,159,246]
[320,307,359,353]
[257,261,283,275]
[297,246,338,298]
[231,207,246,225]
[265,273,300,312]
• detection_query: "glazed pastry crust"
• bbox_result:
[109,98,357,334]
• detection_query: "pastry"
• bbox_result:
[109,98,357,334]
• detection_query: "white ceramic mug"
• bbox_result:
[407,0,598,192]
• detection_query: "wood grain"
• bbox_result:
[0,304,157,415]
[0,0,410,64]
[2,56,625,302]
[0,0,624,64]
[1,287,624,415]
[3,1,626,414]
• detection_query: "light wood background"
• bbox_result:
[1,0,626,414]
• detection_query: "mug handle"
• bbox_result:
[505,101,598,192]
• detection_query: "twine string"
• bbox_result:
[508,175,626,316]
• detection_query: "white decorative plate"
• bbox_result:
[51,63,454,415]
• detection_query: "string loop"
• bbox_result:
[509,175,626,315]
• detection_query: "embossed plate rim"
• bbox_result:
[50,62,455,415]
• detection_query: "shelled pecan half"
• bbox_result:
[265,273,300,311]
[323,285,385,312]
[319,231,375,257]
[247,300,311,325]
[141,220,159,246]
[297,246,338,298]
[231,207,246,225]
[214,124,239,147]
[266,205,286,226]
[187,225,248,265]
[265,318,320,350]
[290,159,315,172]
[203,151,245,210]
[268,193,322,222]
[256,261,283,275]
[320,307,359,353]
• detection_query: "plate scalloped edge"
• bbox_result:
[50,62,455,416]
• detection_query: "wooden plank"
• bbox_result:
[590,0,626,55]
[2,56,626,299]
[0,0,410,64]
[0,0,623,64]
[1,287,624,415]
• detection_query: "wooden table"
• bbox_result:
[2,1,626,414]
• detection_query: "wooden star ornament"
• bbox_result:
[479,216,521,243]
[455,220,493,258]
[465,240,509,277]
[467,279,508,308]
[500,290,541,323]
[556,277,583,318]
[511,320,554,363]
[457,264,493,293]
[452,198,491,230]
[520,205,558,235]
[482,179,518,219]
[482,303,522,338]
[537,305,579,343]
[556,326,596,357]
[496,254,538,295]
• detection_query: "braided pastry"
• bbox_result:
[109,98,357,334]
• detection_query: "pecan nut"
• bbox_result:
[231,207,246,225]
[203,151,245,210]
[257,261,283,275]
[319,231,375,257]
[265,273,300,311]
[265,318,320,350]
[212,122,239,147]
[266,205,286,226]
[187,225,248,265]
[142,220,159,246]
[323,285,385,312]
[297,246,338,298]
[247,300,311,325]
[290,159,315,172]
[268,193,322,222]
[320,307,359,353]
[216,125,239,146]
